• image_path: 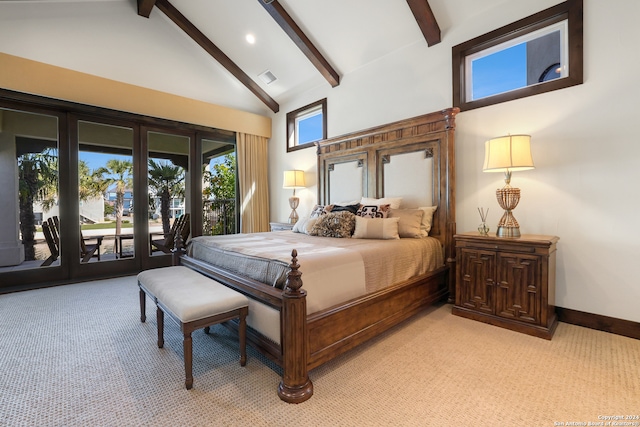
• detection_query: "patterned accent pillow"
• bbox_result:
[360,197,402,210]
[356,204,390,218]
[308,211,356,238]
[310,204,331,218]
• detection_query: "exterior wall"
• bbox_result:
[268,0,640,323]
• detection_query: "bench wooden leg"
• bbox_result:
[183,332,193,390]
[139,287,146,323]
[239,308,247,367]
[157,307,164,348]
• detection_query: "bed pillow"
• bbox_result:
[418,206,438,235]
[356,204,390,219]
[292,216,318,235]
[388,209,426,238]
[327,203,361,214]
[360,197,402,210]
[352,216,400,240]
[308,211,356,238]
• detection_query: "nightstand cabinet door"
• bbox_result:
[456,248,496,315]
[452,232,559,340]
[495,253,540,325]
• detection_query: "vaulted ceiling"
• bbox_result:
[0,0,454,117]
[137,0,441,113]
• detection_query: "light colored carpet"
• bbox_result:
[0,276,638,427]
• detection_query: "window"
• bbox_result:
[286,98,326,152]
[452,0,582,111]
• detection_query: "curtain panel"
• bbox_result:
[237,133,270,233]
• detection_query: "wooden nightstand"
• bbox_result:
[270,222,294,231]
[452,232,559,339]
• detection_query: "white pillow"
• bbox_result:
[360,197,402,210]
[292,216,319,235]
[418,206,438,235]
[352,216,400,240]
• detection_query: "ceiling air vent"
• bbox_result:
[258,70,277,85]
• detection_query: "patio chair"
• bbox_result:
[150,213,190,254]
[41,219,60,267]
[80,231,103,263]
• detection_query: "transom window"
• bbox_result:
[466,20,568,101]
[286,98,326,152]
[452,0,583,111]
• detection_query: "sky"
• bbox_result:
[472,42,527,100]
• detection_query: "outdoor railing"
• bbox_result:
[203,199,236,236]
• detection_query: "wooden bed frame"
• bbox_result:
[179,107,459,403]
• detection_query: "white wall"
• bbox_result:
[269,0,640,323]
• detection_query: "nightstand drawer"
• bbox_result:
[270,222,294,231]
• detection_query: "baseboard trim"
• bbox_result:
[556,306,640,340]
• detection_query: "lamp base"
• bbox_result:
[495,187,521,238]
[496,225,521,238]
[288,196,300,224]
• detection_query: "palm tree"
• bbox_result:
[148,159,185,235]
[78,160,109,204]
[18,149,58,261]
[94,159,133,236]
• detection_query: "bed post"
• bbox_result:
[278,250,314,403]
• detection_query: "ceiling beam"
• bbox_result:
[137,0,156,18]
[152,0,280,113]
[406,0,441,47]
[258,0,340,88]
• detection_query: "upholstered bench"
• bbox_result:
[137,266,249,389]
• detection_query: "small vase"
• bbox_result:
[478,222,490,236]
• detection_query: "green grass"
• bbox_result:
[81,222,133,230]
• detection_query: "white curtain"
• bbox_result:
[236,133,270,233]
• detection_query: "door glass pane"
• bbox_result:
[202,139,236,236]
[78,121,134,261]
[148,131,189,256]
[0,108,59,271]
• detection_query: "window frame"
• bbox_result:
[286,98,327,153]
[452,0,583,112]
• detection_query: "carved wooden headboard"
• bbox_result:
[316,108,459,288]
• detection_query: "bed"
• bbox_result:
[178,107,459,403]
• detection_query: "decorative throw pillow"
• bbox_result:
[328,203,361,214]
[360,197,402,210]
[352,216,400,240]
[356,204,390,218]
[310,204,331,218]
[388,209,425,238]
[308,211,356,238]
[418,206,438,235]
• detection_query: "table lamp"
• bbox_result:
[283,170,306,224]
[483,134,535,238]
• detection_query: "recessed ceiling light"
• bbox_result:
[246,34,256,44]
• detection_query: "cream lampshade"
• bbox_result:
[283,170,306,224]
[483,134,535,238]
